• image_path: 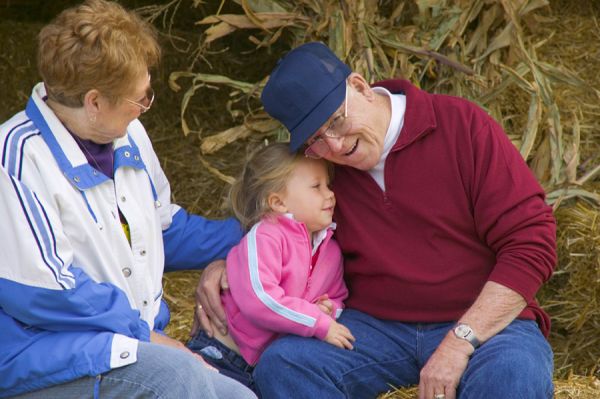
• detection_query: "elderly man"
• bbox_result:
[195,42,556,399]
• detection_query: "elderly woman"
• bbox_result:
[0,1,256,398]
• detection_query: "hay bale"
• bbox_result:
[379,374,600,398]
[539,199,600,377]
[163,270,201,342]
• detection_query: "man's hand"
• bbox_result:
[418,332,473,399]
[191,259,229,338]
[324,320,355,350]
[150,331,217,371]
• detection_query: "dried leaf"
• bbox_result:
[518,0,550,16]
[197,155,235,185]
[563,111,580,183]
[201,124,252,154]
[519,93,541,160]
[203,21,237,43]
[234,0,288,13]
[197,13,308,43]
[328,9,346,59]
[535,61,587,88]
[241,0,269,31]
[474,22,514,62]
[200,118,280,154]
[547,103,565,184]
[531,135,552,183]
[546,187,600,206]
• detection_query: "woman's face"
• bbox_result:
[89,73,153,144]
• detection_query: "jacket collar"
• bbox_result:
[25,82,146,191]
[281,213,336,255]
[281,212,337,233]
[371,79,437,151]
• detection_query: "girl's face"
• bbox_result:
[275,158,335,233]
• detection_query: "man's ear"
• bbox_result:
[267,192,288,213]
[347,72,375,102]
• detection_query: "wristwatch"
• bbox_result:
[453,323,481,349]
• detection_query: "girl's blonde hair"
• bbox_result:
[230,143,307,231]
[38,0,160,107]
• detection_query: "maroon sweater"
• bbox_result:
[333,80,556,336]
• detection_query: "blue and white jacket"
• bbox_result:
[0,83,242,397]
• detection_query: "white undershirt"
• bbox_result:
[367,87,406,191]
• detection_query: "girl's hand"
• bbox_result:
[324,320,355,350]
[315,294,334,315]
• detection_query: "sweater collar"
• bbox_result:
[371,79,437,151]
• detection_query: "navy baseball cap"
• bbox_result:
[261,42,351,152]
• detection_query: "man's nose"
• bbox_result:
[323,135,344,153]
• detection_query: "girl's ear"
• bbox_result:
[268,192,287,214]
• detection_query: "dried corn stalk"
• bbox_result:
[164,0,596,200]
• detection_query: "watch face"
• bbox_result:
[455,324,471,338]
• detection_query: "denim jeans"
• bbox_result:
[254,309,554,399]
[12,341,257,399]
[187,330,256,392]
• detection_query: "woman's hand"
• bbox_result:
[191,259,229,338]
[324,320,355,350]
[150,331,217,371]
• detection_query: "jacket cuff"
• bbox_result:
[313,313,333,340]
[110,334,139,368]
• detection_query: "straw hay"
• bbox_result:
[163,270,201,341]
[540,200,600,378]
[377,375,600,399]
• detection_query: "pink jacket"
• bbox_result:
[223,214,347,365]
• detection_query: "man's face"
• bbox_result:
[305,80,387,171]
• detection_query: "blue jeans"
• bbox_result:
[12,341,257,399]
[253,309,554,399]
[188,330,256,391]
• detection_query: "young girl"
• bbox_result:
[188,143,354,389]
